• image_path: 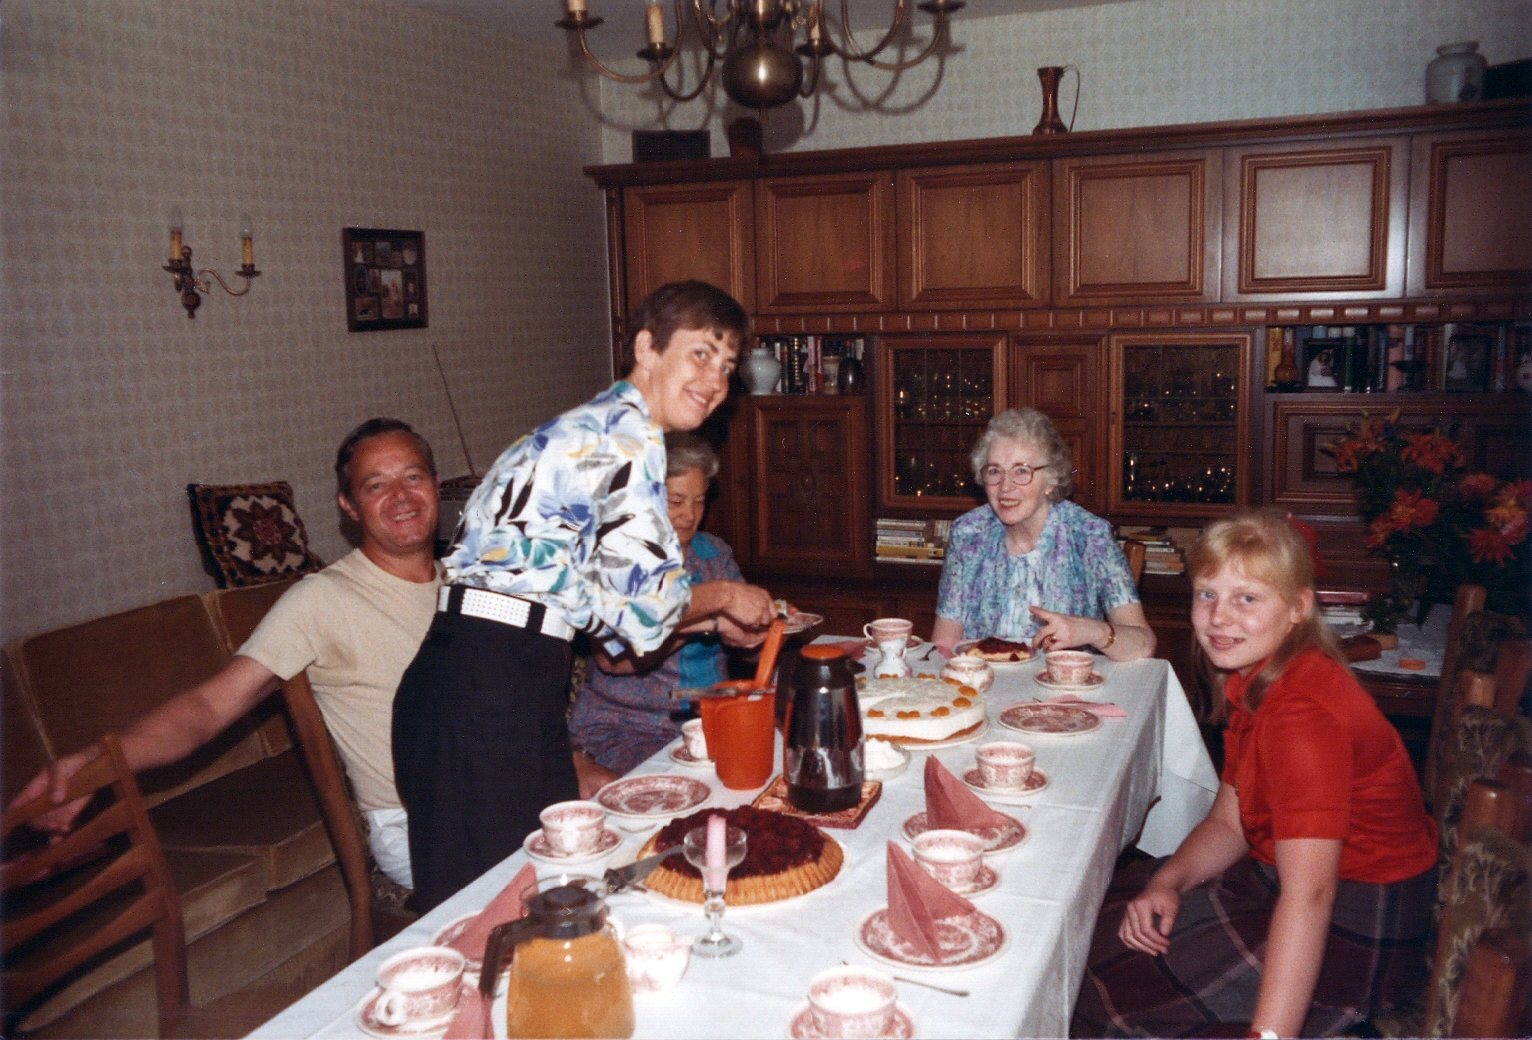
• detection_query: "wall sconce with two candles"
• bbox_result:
[164,207,260,318]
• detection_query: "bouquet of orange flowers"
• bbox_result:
[1329,412,1530,627]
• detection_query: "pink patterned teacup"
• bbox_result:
[976,741,1035,791]
[539,800,606,856]
[1045,649,1095,686]
[911,828,985,891]
[374,946,464,1028]
[806,965,898,1038]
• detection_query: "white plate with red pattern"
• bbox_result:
[853,907,1009,971]
[594,774,711,822]
[997,702,1102,736]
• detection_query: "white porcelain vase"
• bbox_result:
[740,345,781,394]
[1426,41,1486,103]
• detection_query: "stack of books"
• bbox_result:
[875,518,950,564]
[1119,527,1189,575]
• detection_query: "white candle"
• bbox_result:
[645,2,665,48]
[704,813,727,891]
[169,205,184,262]
[239,213,254,267]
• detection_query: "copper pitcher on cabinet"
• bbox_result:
[1033,65,1080,134]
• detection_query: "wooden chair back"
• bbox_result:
[278,670,375,961]
[1121,539,1146,586]
[2,735,187,1037]
[1425,769,1532,1037]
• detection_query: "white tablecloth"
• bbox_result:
[250,655,1216,1040]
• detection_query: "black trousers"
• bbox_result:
[392,609,579,911]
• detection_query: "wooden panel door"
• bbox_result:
[1224,138,1407,300]
[1107,331,1256,520]
[748,396,870,574]
[755,171,896,313]
[875,334,1007,515]
[1052,150,1221,305]
[1010,335,1107,515]
[897,161,1050,310]
[621,180,754,315]
[1407,130,1532,296]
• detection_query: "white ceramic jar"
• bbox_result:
[940,655,993,694]
[740,344,782,394]
[1426,41,1486,104]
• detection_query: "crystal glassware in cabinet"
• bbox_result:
[876,334,1007,514]
[1108,331,1255,518]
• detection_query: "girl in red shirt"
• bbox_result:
[1072,509,1436,1038]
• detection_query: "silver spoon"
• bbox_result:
[842,961,969,997]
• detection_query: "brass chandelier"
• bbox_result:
[557,0,965,111]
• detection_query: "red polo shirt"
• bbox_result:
[1221,647,1437,884]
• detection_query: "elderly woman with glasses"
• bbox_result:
[930,408,1155,661]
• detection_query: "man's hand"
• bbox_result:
[572,749,620,799]
[8,750,96,840]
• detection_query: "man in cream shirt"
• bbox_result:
[15,418,443,887]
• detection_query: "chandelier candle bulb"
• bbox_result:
[566,0,585,13]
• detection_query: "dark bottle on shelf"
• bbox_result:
[837,352,865,395]
[783,644,863,813]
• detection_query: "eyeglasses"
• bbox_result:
[979,463,1049,486]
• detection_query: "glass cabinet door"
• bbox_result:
[876,333,1007,513]
[1108,331,1255,517]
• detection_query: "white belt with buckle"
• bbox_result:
[438,585,575,642]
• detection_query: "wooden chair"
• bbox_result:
[1422,771,1532,1037]
[2,735,187,1038]
[279,671,415,961]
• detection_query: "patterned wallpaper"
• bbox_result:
[593,0,1532,159]
[1,0,613,644]
[3,0,1528,645]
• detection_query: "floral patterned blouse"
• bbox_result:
[568,532,741,774]
[934,499,1139,641]
[445,381,688,657]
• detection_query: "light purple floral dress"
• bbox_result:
[935,499,1138,641]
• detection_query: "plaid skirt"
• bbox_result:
[1070,855,1436,1038]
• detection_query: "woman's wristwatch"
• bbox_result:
[1099,620,1116,650]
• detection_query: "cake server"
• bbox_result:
[603,845,683,893]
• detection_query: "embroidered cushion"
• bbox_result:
[188,481,324,588]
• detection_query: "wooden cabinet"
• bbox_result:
[1223,138,1408,300]
[754,171,896,313]
[1265,392,1532,514]
[896,161,1050,310]
[745,396,870,575]
[1052,150,1221,305]
[876,334,1007,514]
[1010,335,1107,515]
[621,180,754,314]
[1107,331,1257,519]
[1407,129,1532,297]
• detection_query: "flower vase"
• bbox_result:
[740,345,781,395]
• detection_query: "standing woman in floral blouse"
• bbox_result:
[393,282,775,910]
[931,408,1154,661]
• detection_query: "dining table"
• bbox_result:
[249,641,1218,1040]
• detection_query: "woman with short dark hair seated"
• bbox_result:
[930,408,1154,661]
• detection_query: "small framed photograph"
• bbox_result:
[1442,331,1492,392]
[1301,338,1347,391]
[342,228,427,332]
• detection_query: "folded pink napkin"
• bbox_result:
[885,841,974,963]
[445,862,537,962]
[1045,693,1127,718]
[924,757,1015,832]
[441,862,537,1040]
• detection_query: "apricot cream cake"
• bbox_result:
[639,806,843,905]
[857,675,987,744]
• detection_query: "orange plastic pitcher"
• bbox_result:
[699,680,776,790]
